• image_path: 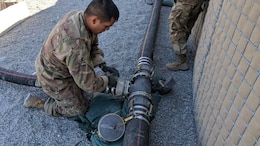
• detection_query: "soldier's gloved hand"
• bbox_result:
[100,63,120,77]
[107,75,117,88]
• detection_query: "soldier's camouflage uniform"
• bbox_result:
[35,10,109,117]
[169,0,205,55]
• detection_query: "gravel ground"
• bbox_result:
[0,0,198,145]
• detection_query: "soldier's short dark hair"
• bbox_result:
[84,0,119,22]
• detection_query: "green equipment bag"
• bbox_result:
[72,92,162,146]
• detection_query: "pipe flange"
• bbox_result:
[132,72,151,81]
[115,80,130,96]
[137,57,152,66]
[135,115,150,124]
[133,105,149,112]
[129,91,152,101]
[128,111,150,124]
[134,57,154,75]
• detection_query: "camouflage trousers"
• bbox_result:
[41,81,88,117]
[169,0,205,55]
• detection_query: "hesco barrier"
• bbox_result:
[192,0,259,145]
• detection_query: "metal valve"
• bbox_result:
[113,79,131,96]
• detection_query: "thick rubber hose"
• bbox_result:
[139,0,162,59]
[0,67,37,87]
[123,0,162,146]
[123,119,150,146]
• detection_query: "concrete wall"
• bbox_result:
[192,0,259,145]
[0,0,21,11]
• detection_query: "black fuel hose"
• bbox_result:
[123,0,162,145]
[0,67,37,87]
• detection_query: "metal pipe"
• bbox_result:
[123,0,162,145]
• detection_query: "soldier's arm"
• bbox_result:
[90,36,105,67]
[65,39,109,93]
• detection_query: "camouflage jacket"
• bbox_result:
[35,10,108,93]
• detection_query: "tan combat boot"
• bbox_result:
[23,93,45,110]
[166,54,189,71]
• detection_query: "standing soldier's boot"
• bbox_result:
[23,93,45,110]
[166,54,189,71]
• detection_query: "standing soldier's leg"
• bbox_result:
[167,0,204,71]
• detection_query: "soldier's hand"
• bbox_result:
[100,63,120,77]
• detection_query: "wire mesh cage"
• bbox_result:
[193,0,260,145]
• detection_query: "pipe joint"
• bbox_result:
[133,57,153,81]
[127,91,153,124]
[129,91,152,101]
